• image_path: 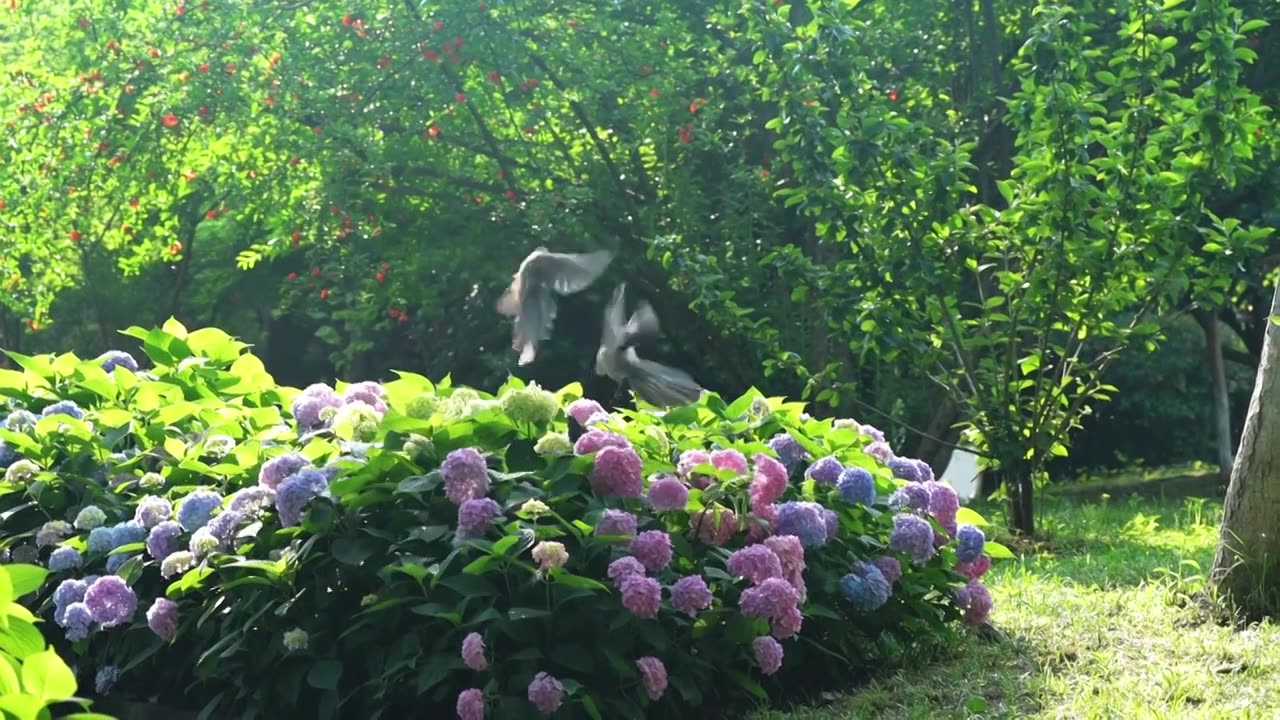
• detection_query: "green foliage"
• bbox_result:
[0,322,1004,717]
[0,563,113,720]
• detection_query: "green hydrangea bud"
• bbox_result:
[139,472,166,489]
[405,393,437,420]
[73,505,107,530]
[282,628,310,652]
[534,432,572,456]
[500,383,559,425]
[403,433,433,459]
[4,459,40,485]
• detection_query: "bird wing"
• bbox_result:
[533,249,615,295]
[623,299,662,347]
[599,282,629,352]
[496,272,522,316]
[621,347,704,408]
[512,285,559,365]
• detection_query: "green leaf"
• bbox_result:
[984,541,1015,560]
[331,538,377,566]
[552,573,609,592]
[1239,19,1269,34]
[20,649,77,703]
[955,507,989,527]
[306,659,343,690]
[508,607,552,621]
[0,692,45,720]
[0,620,45,660]
[0,653,19,694]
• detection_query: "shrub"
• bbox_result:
[0,320,1009,719]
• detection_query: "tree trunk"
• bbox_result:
[987,459,1035,535]
[911,396,961,477]
[1211,282,1280,619]
[1196,309,1235,483]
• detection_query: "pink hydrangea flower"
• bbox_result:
[677,449,713,489]
[531,541,568,570]
[567,398,606,425]
[739,577,799,620]
[590,446,644,497]
[457,689,485,720]
[608,556,647,589]
[527,672,564,714]
[461,632,487,671]
[955,554,992,580]
[925,481,960,535]
[709,448,748,476]
[745,503,778,544]
[752,636,784,675]
[574,429,631,455]
[690,508,739,546]
[873,556,903,585]
[771,604,804,639]
[764,534,808,600]
[629,530,673,573]
[441,448,490,505]
[749,453,788,508]
[635,656,668,701]
[620,574,662,618]
[595,509,638,540]
[646,475,689,512]
[670,575,713,617]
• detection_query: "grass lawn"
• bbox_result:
[754,477,1280,719]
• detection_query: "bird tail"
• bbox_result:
[623,348,704,408]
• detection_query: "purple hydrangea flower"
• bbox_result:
[670,575,713,617]
[36,520,71,547]
[690,508,740,546]
[889,483,931,512]
[83,576,137,628]
[889,514,936,563]
[753,636,784,675]
[457,498,503,539]
[956,554,992,580]
[99,350,139,373]
[0,441,16,470]
[750,453,788,508]
[95,665,119,695]
[955,580,993,625]
[48,546,82,572]
[840,560,892,611]
[646,476,689,512]
[619,574,662,618]
[205,510,245,546]
[806,456,843,484]
[955,524,985,563]
[888,457,923,483]
[676,449,712,489]
[62,602,94,642]
[925,481,960,535]
[275,469,330,526]
[629,530,673,573]
[567,398,606,425]
[727,544,784,585]
[457,689,485,720]
[823,508,840,540]
[709,448,748,476]
[292,383,343,427]
[573,429,631,456]
[772,604,804,639]
[914,459,935,483]
[229,486,276,516]
[837,467,876,506]
[259,452,311,491]
[53,578,90,614]
[860,424,886,442]
[343,381,388,414]
[146,597,179,642]
[40,400,84,420]
[766,433,808,471]
[441,448,490,505]
[527,672,565,715]
[635,656,668,701]
[596,509,638,540]
[176,490,223,531]
[146,521,182,561]
[134,496,173,529]
[864,441,894,463]
[773,502,829,547]
[461,632,488,671]
[590,445,643,497]
[739,577,800,620]
[874,555,903,585]
[608,556,647,589]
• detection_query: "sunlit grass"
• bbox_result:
[753,487,1280,719]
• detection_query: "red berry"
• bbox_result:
[199,63,209,72]
[434,20,444,31]
[454,37,464,48]
[287,272,297,281]
[488,70,500,83]
[375,272,386,282]
[399,314,408,323]
[427,124,440,138]
[0,199,5,211]
[887,88,900,102]
[168,241,183,254]
[205,209,218,219]
[175,4,185,15]
[527,77,539,87]
[424,49,440,62]
[504,189,516,200]
[455,92,466,102]
[650,88,660,98]
[291,230,302,244]
[389,308,400,318]
[148,47,160,58]
[380,262,390,270]
[311,268,322,277]
[70,230,81,241]
[760,169,770,178]
[378,56,391,69]
[162,113,179,127]
[313,126,323,135]
[320,288,329,299]
[129,198,139,208]
[342,13,353,26]
[478,2,486,9]
[225,62,236,74]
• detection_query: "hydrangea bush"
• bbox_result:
[0,319,1009,719]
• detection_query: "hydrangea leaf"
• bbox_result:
[19,648,77,704]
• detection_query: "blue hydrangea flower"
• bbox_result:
[774,502,829,547]
[888,483,930,512]
[0,441,16,470]
[258,452,311,491]
[837,467,876,506]
[99,351,139,373]
[106,553,135,574]
[146,521,182,561]
[888,457,923,483]
[95,665,120,694]
[805,456,844,484]
[62,602,94,642]
[48,546,83,572]
[134,496,173,529]
[176,490,224,531]
[955,524,985,563]
[205,510,244,546]
[913,459,935,483]
[40,400,85,420]
[86,527,119,555]
[840,560,892,611]
[111,521,147,547]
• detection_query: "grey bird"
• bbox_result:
[497,247,615,365]
[594,283,704,408]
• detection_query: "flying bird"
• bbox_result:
[497,247,614,365]
[594,283,704,408]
